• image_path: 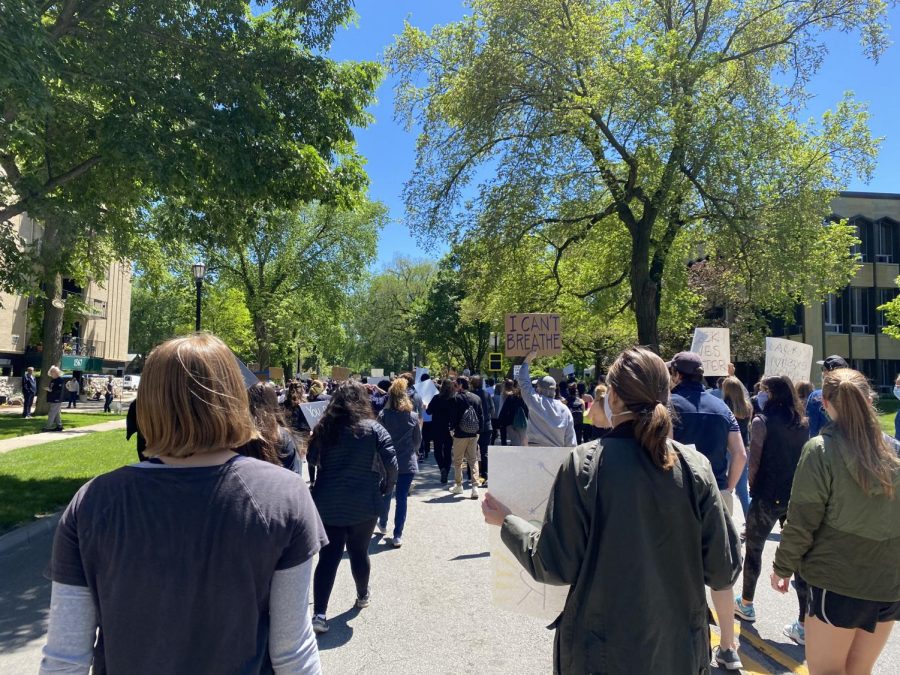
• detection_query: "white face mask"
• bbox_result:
[604,393,614,422]
[757,391,768,410]
[893,386,900,401]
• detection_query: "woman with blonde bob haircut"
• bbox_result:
[483,347,740,674]
[773,368,900,675]
[41,334,328,674]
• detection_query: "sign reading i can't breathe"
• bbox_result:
[764,337,814,384]
[505,313,562,357]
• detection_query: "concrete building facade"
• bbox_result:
[781,192,900,391]
[0,213,132,376]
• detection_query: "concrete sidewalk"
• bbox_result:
[0,419,126,455]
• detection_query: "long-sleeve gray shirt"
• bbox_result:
[516,363,576,447]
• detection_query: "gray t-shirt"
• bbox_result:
[50,455,327,674]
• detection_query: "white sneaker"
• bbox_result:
[449,484,463,495]
[470,485,480,500]
[375,522,387,535]
[392,536,403,548]
[783,621,805,645]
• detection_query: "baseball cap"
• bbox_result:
[666,351,704,376]
[816,355,849,371]
[538,376,557,391]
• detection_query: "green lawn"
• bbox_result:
[0,412,125,440]
[0,430,135,533]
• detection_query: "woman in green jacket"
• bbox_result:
[772,368,900,675]
[482,347,741,674]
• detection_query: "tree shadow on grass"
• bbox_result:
[0,475,87,535]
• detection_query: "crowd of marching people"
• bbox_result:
[37,332,900,674]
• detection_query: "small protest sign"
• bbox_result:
[504,313,562,357]
[562,364,575,377]
[418,378,439,406]
[764,338,814,383]
[415,367,429,383]
[331,366,351,382]
[513,365,522,380]
[488,445,571,619]
[370,368,384,378]
[689,328,731,377]
[548,367,565,384]
[299,400,329,429]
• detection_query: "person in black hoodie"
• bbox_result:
[734,375,809,626]
[426,378,457,484]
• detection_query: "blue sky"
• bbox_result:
[327,2,900,270]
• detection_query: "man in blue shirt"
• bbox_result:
[668,351,747,671]
[805,355,849,438]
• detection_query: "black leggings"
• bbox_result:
[434,431,453,471]
[313,518,376,615]
[742,498,789,602]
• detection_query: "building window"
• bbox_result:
[823,293,843,333]
[851,219,871,262]
[850,288,871,333]
[874,220,895,263]
[851,359,877,383]
[877,288,898,330]
[879,360,900,393]
[91,299,107,319]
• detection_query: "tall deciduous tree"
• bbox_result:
[1,1,378,410]
[389,0,880,350]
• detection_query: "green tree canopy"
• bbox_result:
[389,0,881,350]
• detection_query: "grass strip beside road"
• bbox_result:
[0,430,134,534]
[0,412,125,440]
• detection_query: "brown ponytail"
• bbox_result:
[823,368,900,499]
[607,348,676,471]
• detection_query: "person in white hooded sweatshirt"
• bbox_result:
[516,348,577,448]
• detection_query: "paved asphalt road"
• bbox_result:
[1,457,898,674]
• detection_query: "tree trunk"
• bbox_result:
[36,272,64,416]
[630,223,661,352]
[254,316,270,371]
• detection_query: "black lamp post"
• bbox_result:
[191,262,206,331]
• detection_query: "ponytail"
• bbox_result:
[607,348,676,471]
[823,369,900,499]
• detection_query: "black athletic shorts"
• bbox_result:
[807,585,900,632]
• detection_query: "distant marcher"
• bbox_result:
[516,349,576,447]
[772,368,900,673]
[449,377,484,498]
[43,366,65,432]
[377,379,422,547]
[584,383,612,439]
[491,383,505,446]
[40,334,327,673]
[472,376,495,484]
[65,375,80,409]
[248,382,301,474]
[483,347,740,674]
[22,366,37,418]
[103,376,114,413]
[426,379,457,484]
[806,355,849,437]
[564,384,586,445]
[734,376,809,631]
[497,379,529,446]
[418,374,435,460]
[721,376,753,519]
[307,383,397,634]
[795,381,814,406]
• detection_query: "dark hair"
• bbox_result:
[285,381,305,409]
[576,382,586,396]
[795,380,814,403]
[245,382,285,465]
[439,378,455,398]
[457,376,470,390]
[309,382,374,456]
[608,347,675,471]
[760,375,805,426]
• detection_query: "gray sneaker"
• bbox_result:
[355,593,370,609]
[312,615,329,634]
[714,646,743,671]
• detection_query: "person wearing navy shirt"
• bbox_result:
[21,367,37,418]
[668,351,747,672]
[805,355,849,438]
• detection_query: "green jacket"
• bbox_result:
[501,428,741,675]
[773,427,900,601]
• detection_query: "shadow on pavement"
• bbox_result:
[0,533,53,653]
[316,607,360,650]
[450,551,490,561]
[423,494,466,504]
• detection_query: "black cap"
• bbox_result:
[816,355,849,372]
[666,351,704,376]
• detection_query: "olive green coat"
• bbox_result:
[501,433,741,675]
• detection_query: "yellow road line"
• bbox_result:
[708,630,771,674]
[711,609,810,675]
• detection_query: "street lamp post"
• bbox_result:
[192,262,206,331]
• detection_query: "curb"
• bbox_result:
[0,511,62,556]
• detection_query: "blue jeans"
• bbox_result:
[379,473,414,538]
[735,462,750,518]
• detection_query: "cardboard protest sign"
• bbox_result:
[504,313,562,357]
[548,367,565,384]
[299,400,329,429]
[764,338,814,384]
[417,378,439,406]
[331,366,351,382]
[689,328,731,377]
[370,368,384,378]
[488,445,571,620]
[563,364,575,377]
